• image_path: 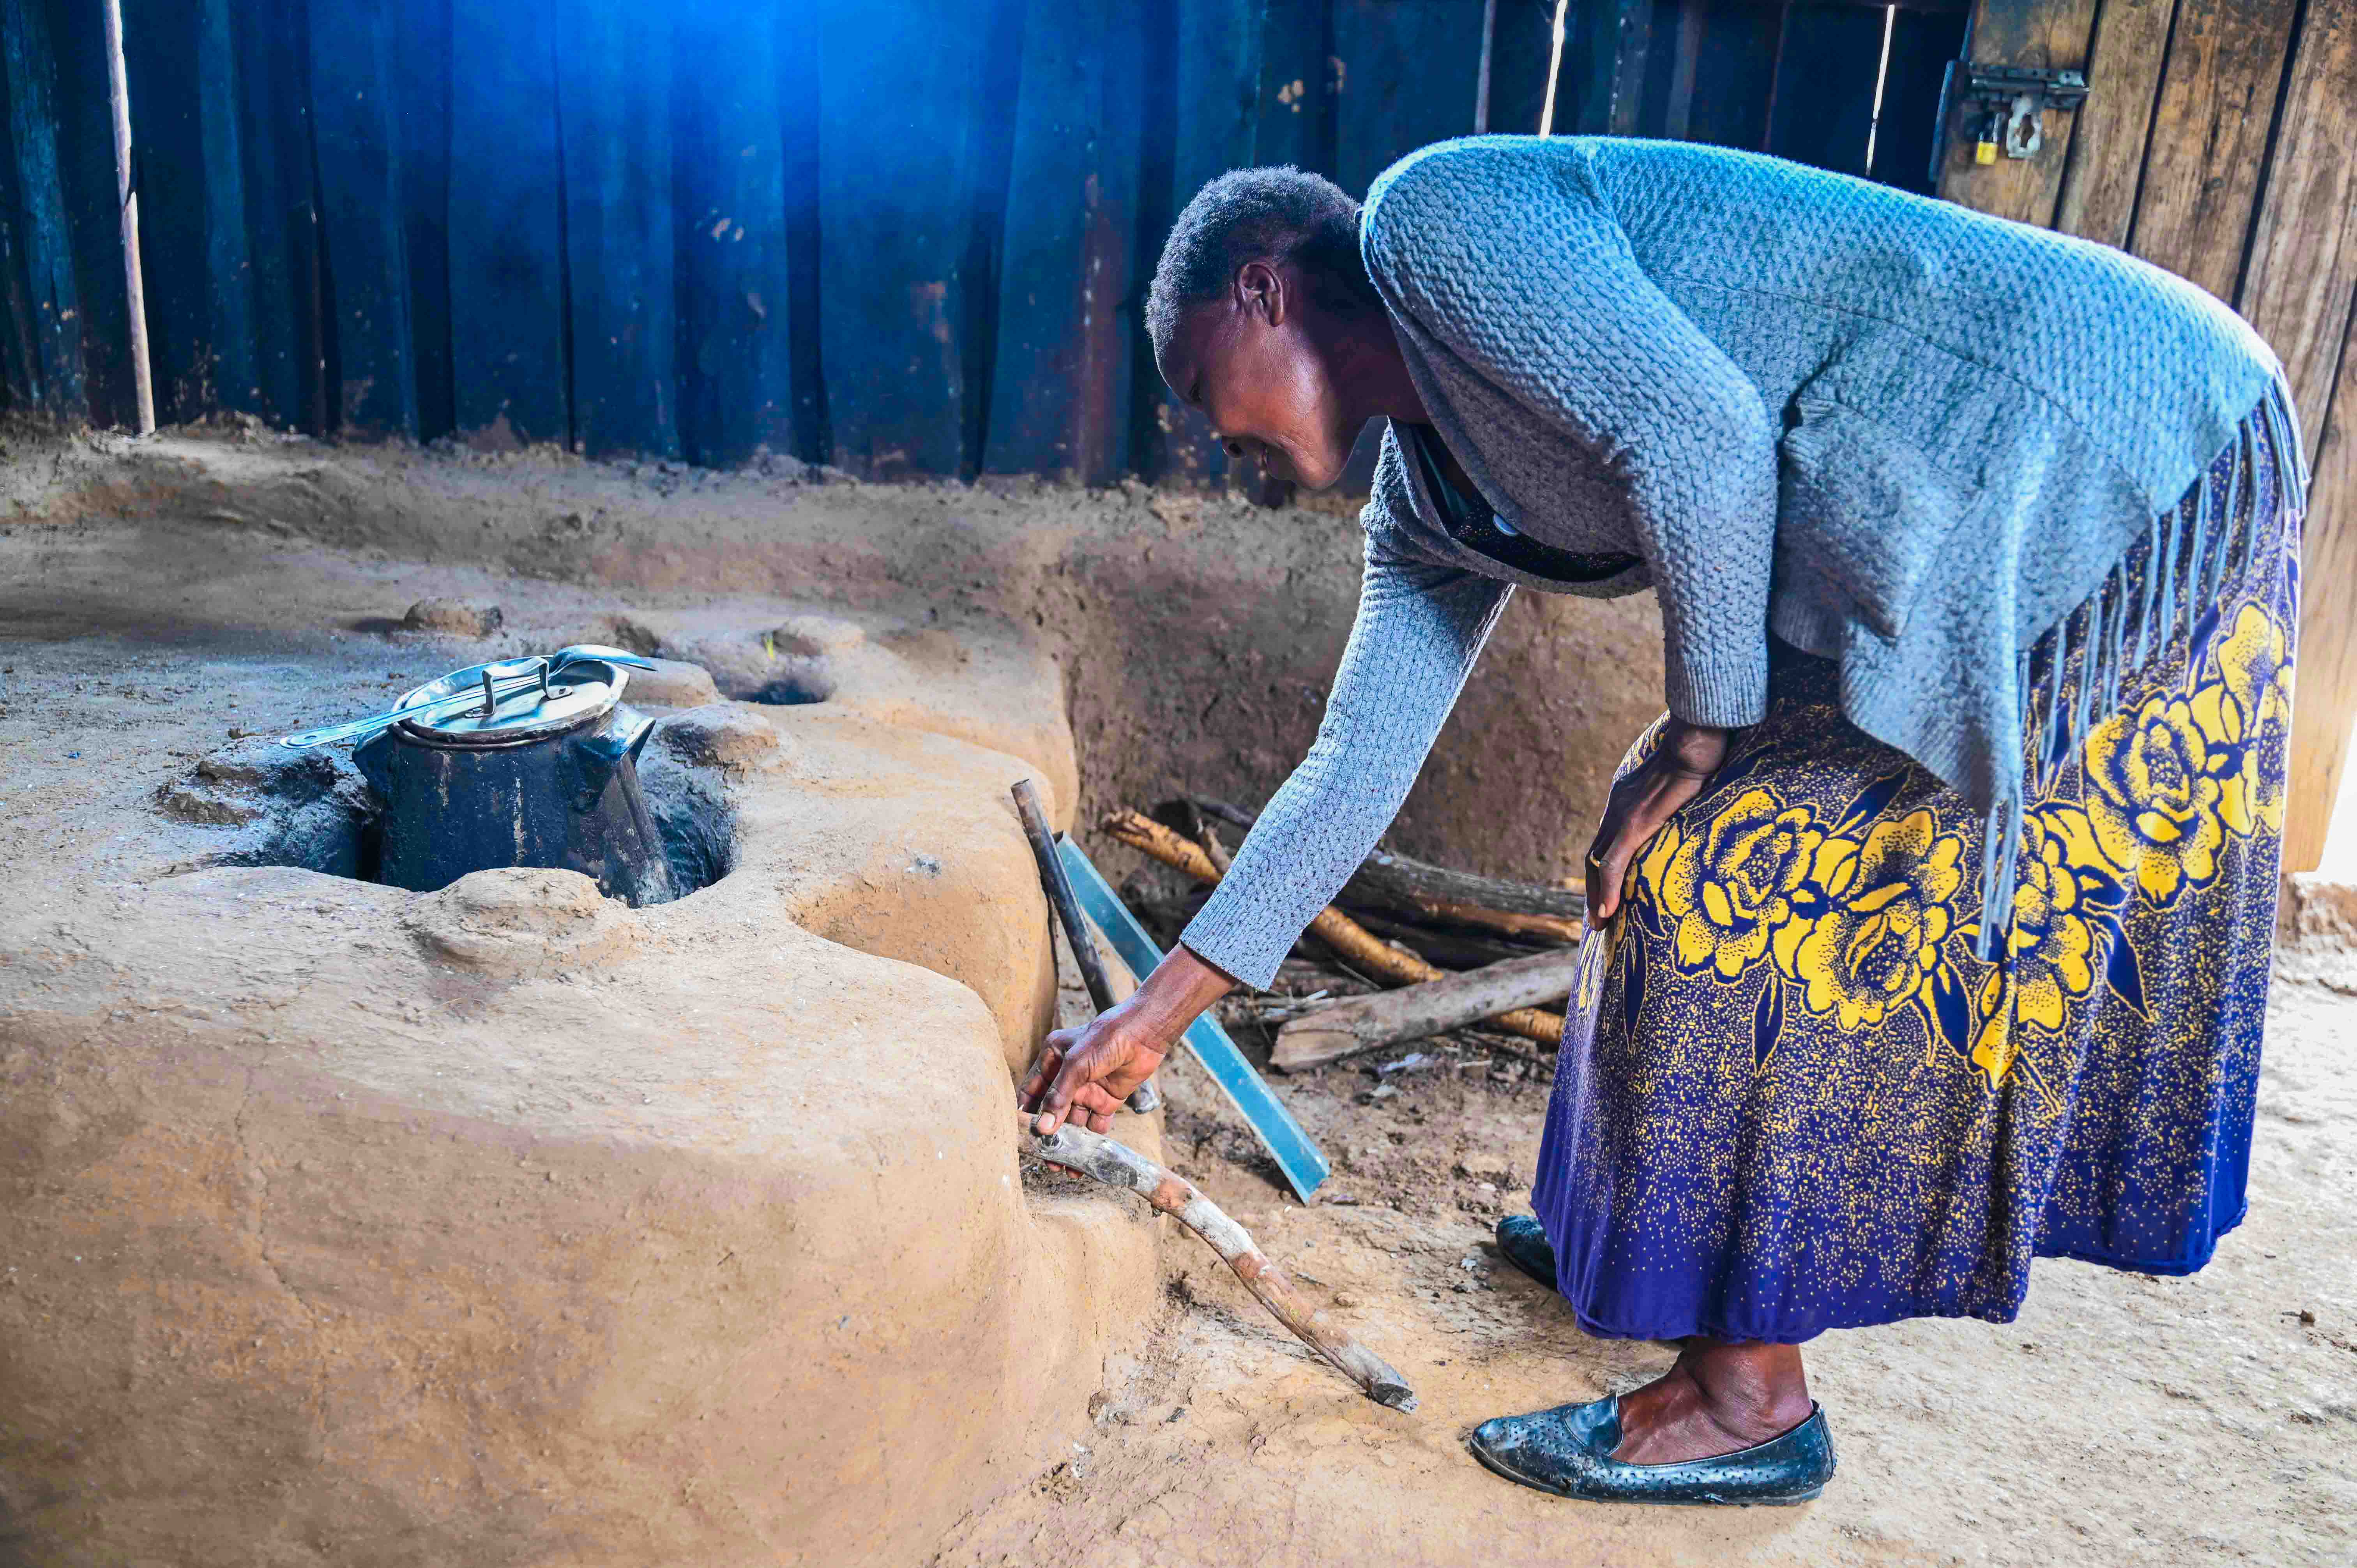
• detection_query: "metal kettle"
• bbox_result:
[351,656,676,906]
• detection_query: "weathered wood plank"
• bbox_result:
[553,0,676,459]
[1936,0,2101,227]
[1323,0,1490,502]
[191,0,263,420]
[1,0,90,417]
[1253,0,1335,174]
[1766,3,1887,178]
[392,0,452,443]
[2246,5,2357,870]
[1659,0,1709,140]
[2237,2,2357,444]
[1684,0,1785,152]
[2051,0,2173,247]
[985,4,1142,483]
[777,5,825,465]
[815,0,990,476]
[120,0,215,423]
[1553,0,1647,137]
[0,71,35,411]
[308,0,418,436]
[447,0,566,449]
[1333,0,1487,197]
[1868,3,1971,195]
[42,0,133,427]
[672,0,797,468]
[2285,306,2357,871]
[1139,0,1264,489]
[2129,0,2299,303]
[235,0,323,431]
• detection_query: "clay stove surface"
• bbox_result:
[0,516,1158,1564]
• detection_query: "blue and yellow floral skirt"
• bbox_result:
[1532,416,2302,1344]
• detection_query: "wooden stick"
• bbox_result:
[1340,908,1550,971]
[1272,950,1575,1073]
[1193,814,1233,876]
[1028,1116,1416,1411]
[1010,780,1158,1116]
[1103,810,1564,1045]
[1343,848,1583,929]
[1177,797,1586,928]
[1389,893,1581,945]
[101,0,154,435]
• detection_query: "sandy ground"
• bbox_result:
[3,432,2351,1565]
[955,962,2357,1568]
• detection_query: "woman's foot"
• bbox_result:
[1612,1338,1814,1464]
[1494,1215,1558,1290]
[1465,1320,1832,1504]
[1465,1375,1834,1506]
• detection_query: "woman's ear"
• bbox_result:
[1235,260,1287,328]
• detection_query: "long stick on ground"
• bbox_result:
[1028,1115,1416,1411]
[1103,810,1564,1045]
[1272,949,1576,1072]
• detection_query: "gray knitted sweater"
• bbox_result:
[1183,136,2297,990]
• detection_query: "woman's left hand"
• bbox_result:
[1583,718,1731,923]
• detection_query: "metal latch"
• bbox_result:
[1938,63,2090,170]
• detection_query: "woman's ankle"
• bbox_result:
[1677,1339,1813,1441]
[1611,1340,1812,1463]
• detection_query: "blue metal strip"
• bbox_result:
[1057,837,1329,1204]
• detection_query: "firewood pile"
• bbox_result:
[1101,798,1585,1078]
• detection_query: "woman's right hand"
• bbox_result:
[1021,944,1238,1135]
[1019,1007,1170,1135]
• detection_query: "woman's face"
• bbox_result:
[1157,260,1360,492]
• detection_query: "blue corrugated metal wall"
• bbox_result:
[0,0,1960,482]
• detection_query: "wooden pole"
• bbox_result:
[1029,1116,1417,1411]
[1010,779,1159,1114]
[1539,0,1569,135]
[1475,0,1497,132]
[1272,949,1576,1073]
[1101,810,1565,1045]
[100,0,154,435]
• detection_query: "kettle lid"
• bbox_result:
[398,657,626,745]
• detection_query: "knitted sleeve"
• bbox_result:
[1362,139,1777,727]
[1180,529,1514,991]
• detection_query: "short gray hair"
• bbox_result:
[1145,167,1374,361]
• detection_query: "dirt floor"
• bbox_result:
[949,957,2357,1568]
[4,425,2352,1566]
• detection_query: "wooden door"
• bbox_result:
[1940,0,2357,875]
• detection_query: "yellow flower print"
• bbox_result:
[2083,692,2233,904]
[1635,815,1683,909]
[1771,809,1967,1031]
[1969,968,2020,1088]
[2001,806,2110,1033]
[1652,788,1824,979]
[2196,602,2294,836]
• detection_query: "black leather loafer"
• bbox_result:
[1495,1214,1558,1291]
[1467,1396,1836,1505]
